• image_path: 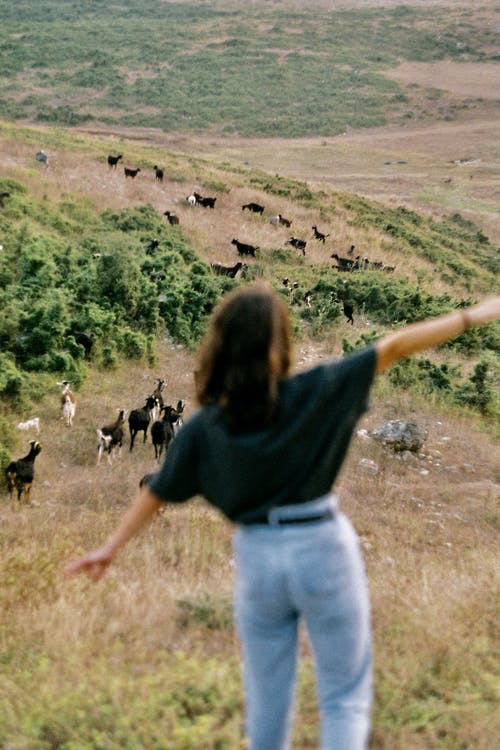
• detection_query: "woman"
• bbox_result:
[66,284,499,750]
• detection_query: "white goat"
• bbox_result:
[58,381,76,426]
[16,417,41,435]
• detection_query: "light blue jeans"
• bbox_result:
[233,495,372,750]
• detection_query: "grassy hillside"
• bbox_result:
[0,0,498,137]
[0,122,499,749]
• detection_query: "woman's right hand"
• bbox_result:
[64,543,116,582]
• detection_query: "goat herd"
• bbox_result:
[5,378,185,505]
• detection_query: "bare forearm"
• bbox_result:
[375,296,500,373]
[105,487,163,558]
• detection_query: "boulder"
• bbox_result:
[370,420,427,452]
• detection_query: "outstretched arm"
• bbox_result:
[375,296,500,374]
[65,486,162,581]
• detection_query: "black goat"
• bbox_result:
[163,210,179,226]
[128,396,156,451]
[211,261,246,278]
[286,237,307,255]
[72,331,93,360]
[331,253,358,271]
[151,404,181,460]
[231,239,257,257]
[5,440,42,502]
[97,409,126,465]
[279,216,292,227]
[124,166,141,178]
[198,196,217,208]
[0,191,10,207]
[312,226,329,243]
[242,202,264,214]
[107,154,122,169]
[153,165,164,182]
[331,293,354,324]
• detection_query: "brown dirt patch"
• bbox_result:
[384,61,500,100]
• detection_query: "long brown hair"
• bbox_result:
[196,282,292,431]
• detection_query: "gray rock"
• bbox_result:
[370,420,427,452]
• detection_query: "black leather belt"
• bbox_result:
[250,508,334,525]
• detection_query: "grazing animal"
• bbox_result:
[145,238,160,254]
[231,239,258,257]
[312,226,329,243]
[107,154,123,169]
[35,151,48,165]
[187,194,196,206]
[269,214,281,226]
[58,381,76,426]
[150,378,166,422]
[347,244,356,256]
[331,252,358,271]
[97,409,126,465]
[5,440,42,502]
[154,165,164,182]
[286,237,307,255]
[128,395,156,451]
[163,210,179,226]
[0,191,10,207]
[151,405,179,460]
[279,216,292,227]
[16,417,41,436]
[198,195,217,208]
[211,261,246,278]
[124,166,141,178]
[242,202,264,214]
[304,291,312,308]
[71,331,93,360]
[331,294,354,324]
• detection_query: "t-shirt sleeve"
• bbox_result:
[148,417,200,503]
[322,345,377,417]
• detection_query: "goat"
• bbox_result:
[5,440,42,502]
[128,395,156,451]
[331,293,354,324]
[153,165,164,182]
[286,237,307,255]
[312,225,329,243]
[347,244,356,256]
[96,409,126,465]
[124,166,141,178]
[145,238,160,254]
[172,400,185,435]
[231,238,257,257]
[163,210,179,226]
[58,381,76,426]
[197,195,217,208]
[187,194,196,206]
[304,291,312,308]
[71,331,93,360]
[269,214,281,226]
[211,261,246,278]
[0,191,10,207]
[279,216,292,227]
[242,202,264,214]
[35,150,48,165]
[16,417,41,436]
[150,378,166,422]
[151,405,179,461]
[107,154,122,169]
[331,253,358,271]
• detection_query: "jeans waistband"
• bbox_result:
[247,494,338,527]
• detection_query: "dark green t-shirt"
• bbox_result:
[150,345,376,524]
